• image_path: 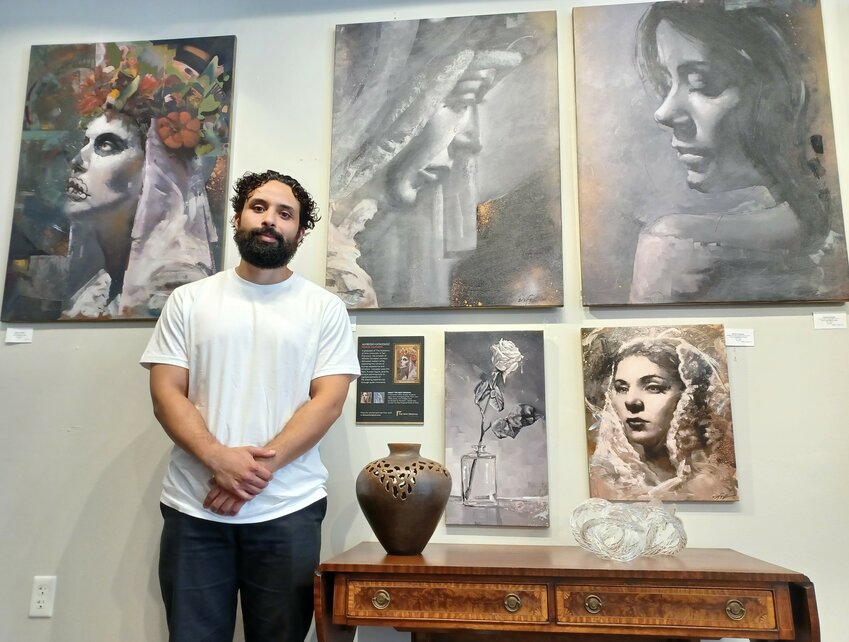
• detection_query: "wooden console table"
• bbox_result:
[314,542,818,642]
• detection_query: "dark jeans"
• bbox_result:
[159,498,326,642]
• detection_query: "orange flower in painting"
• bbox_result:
[137,74,160,98]
[156,111,201,149]
[76,89,109,115]
[75,68,113,115]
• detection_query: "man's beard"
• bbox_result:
[233,227,300,269]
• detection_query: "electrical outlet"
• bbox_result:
[29,575,57,618]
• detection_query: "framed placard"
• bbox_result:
[356,336,424,424]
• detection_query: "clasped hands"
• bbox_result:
[203,445,277,516]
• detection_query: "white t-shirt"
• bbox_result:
[140,269,360,523]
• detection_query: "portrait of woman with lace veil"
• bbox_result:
[2,36,234,321]
[581,324,738,502]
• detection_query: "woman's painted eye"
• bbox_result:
[93,133,128,156]
[613,381,629,394]
[687,71,725,98]
[645,383,670,394]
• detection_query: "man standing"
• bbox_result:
[141,170,360,642]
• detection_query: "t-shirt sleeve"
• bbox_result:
[313,297,360,380]
[139,288,189,370]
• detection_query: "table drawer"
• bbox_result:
[556,584,778,631]
[345,580,548,623]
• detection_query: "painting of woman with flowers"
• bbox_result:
[444,330,548,526]
[2,36,234,321]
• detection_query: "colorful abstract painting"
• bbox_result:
[581,324,738,502]
[2,36,234,321]
[445,330,548,526]
[325,12,563,309]
[575,1,849,305]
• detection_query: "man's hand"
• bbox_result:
[151,363,276,505]
[203,486,248,516]
[206,445,276,501]
[204,451,275,516]
[199,373,356,517]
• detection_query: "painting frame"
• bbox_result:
[444,330,549,526]
[581,324,738,502]
[2,35,235,322]
[574,1,849,306]
[325,11,563,310]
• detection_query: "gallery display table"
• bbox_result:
[314,542,818,642]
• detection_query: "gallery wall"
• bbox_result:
[0,0,847,641]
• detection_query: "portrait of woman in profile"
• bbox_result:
[2,37,233,321]
[628,1,849,304]
[581,325,738,502]
[574,1,849,305]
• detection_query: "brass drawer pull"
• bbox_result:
[585,594,603,614]
[726,599,746,620]
[503,593,522,613]
[372,589,391,610]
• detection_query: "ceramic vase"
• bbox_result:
[355,443,451,555]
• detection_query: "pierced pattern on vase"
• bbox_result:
[366,459,450,500]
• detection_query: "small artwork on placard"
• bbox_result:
[444,330,548,526]
[581,324,738,502]
[393,343,421,384]
[356,336,424,424]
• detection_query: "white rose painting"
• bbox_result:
[444,330,548,526]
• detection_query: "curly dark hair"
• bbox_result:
[230,169,320,233]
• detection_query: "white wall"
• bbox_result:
[1,0,847,641]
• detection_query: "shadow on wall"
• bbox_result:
[53,424,169,642]
[321,411,360,557]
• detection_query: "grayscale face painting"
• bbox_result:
[325,12,563,309]
[574,1,849,305]
[2,37,234,322]
[581,324,738,502]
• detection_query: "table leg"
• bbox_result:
[314,571,355,642]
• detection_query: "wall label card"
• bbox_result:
[5,327,33,344]
[725,328,755,347]
[813,312,847,329]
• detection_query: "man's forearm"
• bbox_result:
[202,373,354,516]
[150,364,275,500]
[263,374,354,471]
[152,384,221,466]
